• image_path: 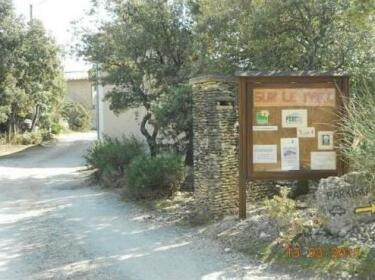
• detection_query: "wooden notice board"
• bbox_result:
[239,73,349,181]
[237,72,349,218]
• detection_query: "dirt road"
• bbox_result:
[0,133,296,280]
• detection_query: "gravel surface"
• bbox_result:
[0,132,300,280]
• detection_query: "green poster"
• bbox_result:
[256,110,269,125]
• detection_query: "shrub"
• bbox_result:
[11,130,43,145]
[62,101,91,131]
[40,129,53,141]
[264,187,318,244]
[264,187,297,227]
[50,122,63,135]
[85,135,146,179]
[339,79,375,192]
[127,154,184,199]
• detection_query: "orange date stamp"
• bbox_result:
[285,245,361,259]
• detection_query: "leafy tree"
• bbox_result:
[77,0,193,156]
[152,84,193,165]
[77,0,374,162]
[192,0,375,80]
[0,1,64,140]
[20,20,65,131]
[0,0,26,138]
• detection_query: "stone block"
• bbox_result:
[315,172,374,236]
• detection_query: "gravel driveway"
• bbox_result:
[0,132,297,280]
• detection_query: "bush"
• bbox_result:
[85,135,146,179]
[40,129,53,141]
[11,130,43,145]
[127,154,184,199]
[264,187,319,244]
[50,122,63,135]
[62,101,92,131]
[339,79,375,192]
[264,187,297,227]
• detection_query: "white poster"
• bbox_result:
[297,127,315,138]
[318,131,334,150]
[281,138,300,170]
[253,126,278,132]
[311,152,336,170]
[253,145,277,164]
[282,109,308,128]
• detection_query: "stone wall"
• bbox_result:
[190,75,239,216]
[190,75,285,216]
[247,181,278,202]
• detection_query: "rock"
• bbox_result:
[189,207,212,226]
[338,226,351,237]
[311,228,321,236]
[259,232,269,239]
[315,172,374,236]
[224,247,231,253]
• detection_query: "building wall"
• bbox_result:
[98,85,146,141]
[65,79,96,129]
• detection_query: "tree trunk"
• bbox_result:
[7,110,16,142]
[7,118,11,143]
[140,112,159,157]
[12,116,17,135]
[31,104,40,131]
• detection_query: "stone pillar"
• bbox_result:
[190,75,239,216]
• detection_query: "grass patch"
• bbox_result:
[339,78,375,194]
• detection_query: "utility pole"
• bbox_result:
[96,64,101,140]
[29,4,33,22]
[30,0,50,22]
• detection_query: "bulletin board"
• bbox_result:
[238,73,349,181]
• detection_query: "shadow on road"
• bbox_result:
[0,171,272,280]
[0,138,94,169]
[0,132,295,279]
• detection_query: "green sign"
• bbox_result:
[256,110,269,125]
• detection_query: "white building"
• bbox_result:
[97,85,146,141]
[65,71,97,129]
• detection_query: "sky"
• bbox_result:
[13,0,94,73]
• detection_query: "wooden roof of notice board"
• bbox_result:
[235,70,350,78]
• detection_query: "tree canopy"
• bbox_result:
[77,0,193,156]
[193,0,374,77]
[0,0,64,139]
[77,0,374,159]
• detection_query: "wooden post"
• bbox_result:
[29,4,33,22]
[239,77,247,219]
